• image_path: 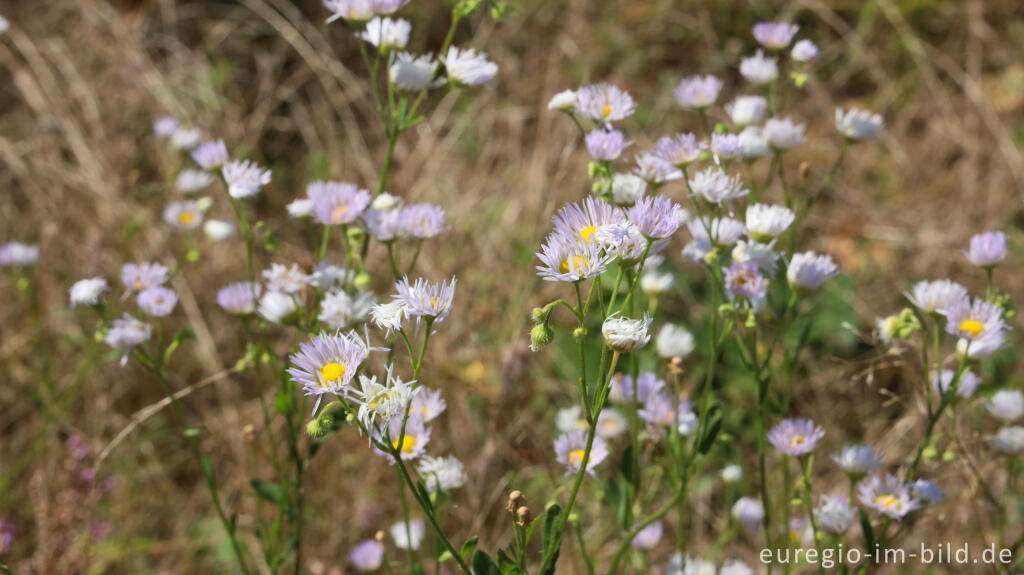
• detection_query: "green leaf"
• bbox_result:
[250,479,284,505]
[496,548,519,574]
[859,509,875,550]
[472,550,501,575]
[539,505,562,575]
[461,535,479,560]
[697,404,723,454]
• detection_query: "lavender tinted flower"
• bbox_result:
[394,276,457,323]
[966,231,1007,267]
[765,117,805,149]
[740,50,778,84]
[831,445,883,476]
[0,242,38,267]
[987,390,1024,422]
[732,497,764,530]
[153,116,178,138]
[752,22,799,49]
[348,540,384,572]
[121,262,169,292]
[445,47,498,87]
[653,133,702,167]
[163,200,204,230]
[726,95,767,126]
[768,418,825,456]
[787,251,838,289]
[585,129,630,161]
[858,474,919,519]
[575,84,636,124]
[610,372,665,404]
[217,282,261,315]
[324,0,374,23]
[626,196,687,239]
[631,520,663,549]
[724,260,768,300]
[398,203,447,238]
[906,280,968,315]
[312,182,371,225]
[554,429,609,477]
[633,152,683,184]
[287,331,368,395]
[836,108,883,141]
[222,159,271,198]
[536,230,613,282]
[137,286,178,317]
[791,39,819,62]
[911,479,944,504]
[945,297,1005,346]
[673,75,723,109]
[191,139,229,170]
[931,369,980,399]
[639,392,698,434]
[411,387,446,423]
[710,133,743,160]
[70,278,109,308]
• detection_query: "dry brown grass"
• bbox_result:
[1,0,1023,573]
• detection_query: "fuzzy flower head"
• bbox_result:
[987,390,1024,422]
[390,52,442,91]
[931,369,980,399]
[831,445,883,476]
[170,127,201,150]
[610,372,665,405]
[104,314,151,350]
[602,312,652,352]
[689,167,749,205]
[653,133,702,168]
[191,139,229,170]
[163,200,204,230]
[858,474,919,520]
[626,196,687,239]
[319,290,374,329]
[609,173,647,206]
[312,182,371,225]
[836,108,883,141]
[553,429,609,477]
[906,280,968,315]
[738,126,770,158]
[121,262,168,293]
[358,17,410,51]
[726,95,767,126]
[551,196,624,243]
[673,75,723,109]
[222,160,271,198]
[394,276,457,323]
[945,297,1005,348]
[967,231,1007,267]
[753,22,799,49]
[768,418,825,456]
[656,323,695,359]
[574,84,636,124]
[390,519,425,550]
[370,299,405,336]
[258,291,299,324]
[536,230,614,282]
[410,387,446,423]
[765,117,806,149]
[286,331,369,396]
[787,251,838,289]
[217,282,261,315]
[348,540,384,572]
[351,366,417,434]
[732,497,764,530]
[740,50,778,84]
[639,393,698,434]
[816,495,855,535]
[709,133,742,161]
[398,203,447,238]
[417,455,467,493]
[262,263,307,294]
[791,39,819,62]
[746,203,795,241]
[176,169,214,193]
[70,278,109,308]
[547,89,577,111]
[724,260,769,301]
[732,239,781,273]
[444,47,497,87]
[0,242,38,268]
[585,129,631,161]
[989,427,1024,454]
[633,152,683,184]
[137,286,178,317]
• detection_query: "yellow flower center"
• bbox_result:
[369,389,399,410]
[788,530,800,543]
[319,362,346,386]
[560,255,590,275]
[134,279,143,289]
[579,225,598,244]
[393,434,418,454]
[332,205,349,222]
[959,319,984,338]
[875,494,898,509]
[430,296,439,308]
[789,435,805,450]
[179,211,195,225]
[567,449,586,467]
[601,104,612,119]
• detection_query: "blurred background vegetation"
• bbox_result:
[1,0,1022,572]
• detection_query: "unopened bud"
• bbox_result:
[572,327,587,339]
[306,415,331,439]
[507,490,526,512]
[530,323,555,352]
[353,273,372,292]
[516,506,531,526]
[668,356,686,376]
[531,307,547,324]
[241,424,256,442]
[374,530,386,542]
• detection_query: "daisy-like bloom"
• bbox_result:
[258,291,299,324]
[536,230,614,282]
[768,418,825,456]
[553,429,609,477]
[371,0,410,14]
[444,47,497,87]
[547,89,577,111]
[418,455,467,492]
[394,276,457,323]
[857,474,919,520]
[170,127,202,150]
[319,290,374,329]
[905,279,968,315]
[787,251,838,289]
[725,95,767,127]
[574,84,636,124]
[0,242,38,267]
[375,413,432,461]
[987,389,1024,421]
[836,108,883,141]
[631,520,663,549]
[602,312,652,352]
[596,409,628,438]
[989,426,1024,454]
[104,313,152,351]
[765,117,805,149]
[370,300,405,335]
[222,159,271,199]
[816,495,855,534]
[910,479,944,504]
[640,268,673,295]
[153,116,178,138]
[595,222,655,263]
[363,207,402,241]
[746,203,795,241]
[688,167,749,205]
[348,540,384,572]
[639,393,698,434]
[191,139,229,171]
[732,497,764,530]
[556,405,588,433]
[966,231,1007,267]
[682,217,747,263]
[350,366,417,434]
[626,196,687,239]
[307,262,355,291]
[389,52,443,91]
[721,464,743,483]
[710,133,743,160]
[286,198,314,218]
[720,560,754,575]
[262,263,307,294]
[732,240,780,273]
[69,278,109,308]
[121,262,168,292]
[410,387,446,423]
[673,75,723,109]
[610,372,665,404]
[652,133,702,168]
[791,39,819,62]
[945,297,1005,353]
[324,0,374,24]
[287,330,368,396]
[831,445,883,476]
[203,219,235,242]
[390,519,425,550]
[162,200,204,230]
[724,260,768,301]
[358,17,410,51]
[398,203,447,238]
[137,286,178,317]
[738,126,770,158]
[633,152,683,184]
[175,169,213,194]
[585,129,630,161]
[931,369,980,399]
[312,182,371,225]
[752,22,799,49]
[217,282,261,315]
[740,50,778,84]
[609,173,646,206]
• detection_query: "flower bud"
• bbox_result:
[530,307,547,324]
[516,506,531,526]
[572,327,587,339]
[241,424,256,443]
[353,273,372,292]
[530,323,555,352]
[507,490,526,512]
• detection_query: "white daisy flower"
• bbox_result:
[70,278,109,308]
[358,17,410,51]
[836,108,883,141]
[655,323,695,359]
[222,159,271,199]
[739,50,778,84]
[765,117,806,149]
[175,169,214,194]
[444,47,497,87]
[787,251,838,289]
[389,52,443,91]
[602,313,652,352]
[547,89,577,111]
[203,219,235,242]
[417,455,467,493]
[319,290,375,329]
[745,203,795,241]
